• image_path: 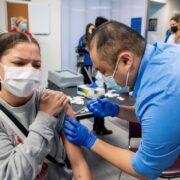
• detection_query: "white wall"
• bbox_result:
[61,0,149,70]
[112,0,148,37]
[31,0,61,86]
[169,0,180,16]
[0,0,61,86]
[61,0,113,70]
[147,0,180,44]
[0,0,7,32]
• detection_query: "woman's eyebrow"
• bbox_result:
[14,57,41,62]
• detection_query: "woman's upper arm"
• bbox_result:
[63,104,89,166]
[65,104,76,118]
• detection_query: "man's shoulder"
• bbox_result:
[155,42,180,53]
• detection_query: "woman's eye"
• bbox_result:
[33,64,41,69]
[13,62,24,66]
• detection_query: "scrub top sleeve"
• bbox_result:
[132,92,180,179]
[131,145,163,179]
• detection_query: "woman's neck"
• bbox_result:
[0,88,32,107]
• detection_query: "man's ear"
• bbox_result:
[117,51,134,71]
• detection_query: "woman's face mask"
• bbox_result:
[171,26,178,33]
[0,65,42,97]
[103,59,130,93]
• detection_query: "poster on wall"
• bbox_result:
[10,17,17,29]
[131,17,142,34]
[148,18,157,31]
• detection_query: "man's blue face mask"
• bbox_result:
[103,58,130,93]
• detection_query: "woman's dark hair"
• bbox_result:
[170,15,180,23]
[0,32,40,60]
[95,16,108,28]
[88,21,146,65]
[83,23,94,44]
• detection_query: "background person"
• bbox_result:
[166,15,180,44]
[9,16,32,36]
[0,32,92,180]
[95,16,109,28]
[164,15,180,43]
[92,16,113,135]
[77,19,112,135]
[77,23,95,84]
[63,21,180,179]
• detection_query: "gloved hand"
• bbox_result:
[86,98,120,117]
[88,82,98,88]
[63,116,97,149]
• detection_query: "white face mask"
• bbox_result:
[0,65,42,97]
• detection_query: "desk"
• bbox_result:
[48,81,135,120]
[61,87,93,120]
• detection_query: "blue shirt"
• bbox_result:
[78,36,93,66]
[132,43,180,179]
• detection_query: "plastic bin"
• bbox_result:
[48,69,84,88]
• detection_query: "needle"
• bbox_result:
[89,101,98,108]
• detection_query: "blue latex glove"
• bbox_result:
[88,82,98,88]
[86,98,120,117]
[63,116,97,149]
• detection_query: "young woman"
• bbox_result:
[0,32,92,180]
[77,23,95,84]
[166,15,180,44]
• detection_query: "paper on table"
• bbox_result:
[117,96,125,101]
[105,90,119,98]
[70,96,85,105]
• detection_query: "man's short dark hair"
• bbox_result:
[95,16,108,28]
[88,21,146,65]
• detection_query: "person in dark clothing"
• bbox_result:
[93,16,113,135]
[164,15,179,43]
[77,23,95,84]
[95,16,108,28]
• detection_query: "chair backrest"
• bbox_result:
[128,122,180,179]
[160,155,180,179]
[129,122,141,139]
[128,122,141,151]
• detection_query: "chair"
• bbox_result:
[128,122,180,179]
[128,121,141,151]
[160,155,180,179]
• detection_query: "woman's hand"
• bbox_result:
[40,91,69,116]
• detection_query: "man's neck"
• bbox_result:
[129,56,141,91]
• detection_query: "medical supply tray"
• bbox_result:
[48,69,83,88]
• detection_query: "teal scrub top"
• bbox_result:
[132,43,180,179]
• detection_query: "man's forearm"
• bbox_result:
[91,139,147,180]
[117,105,138,123]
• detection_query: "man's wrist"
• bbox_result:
[112,104,120,117]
